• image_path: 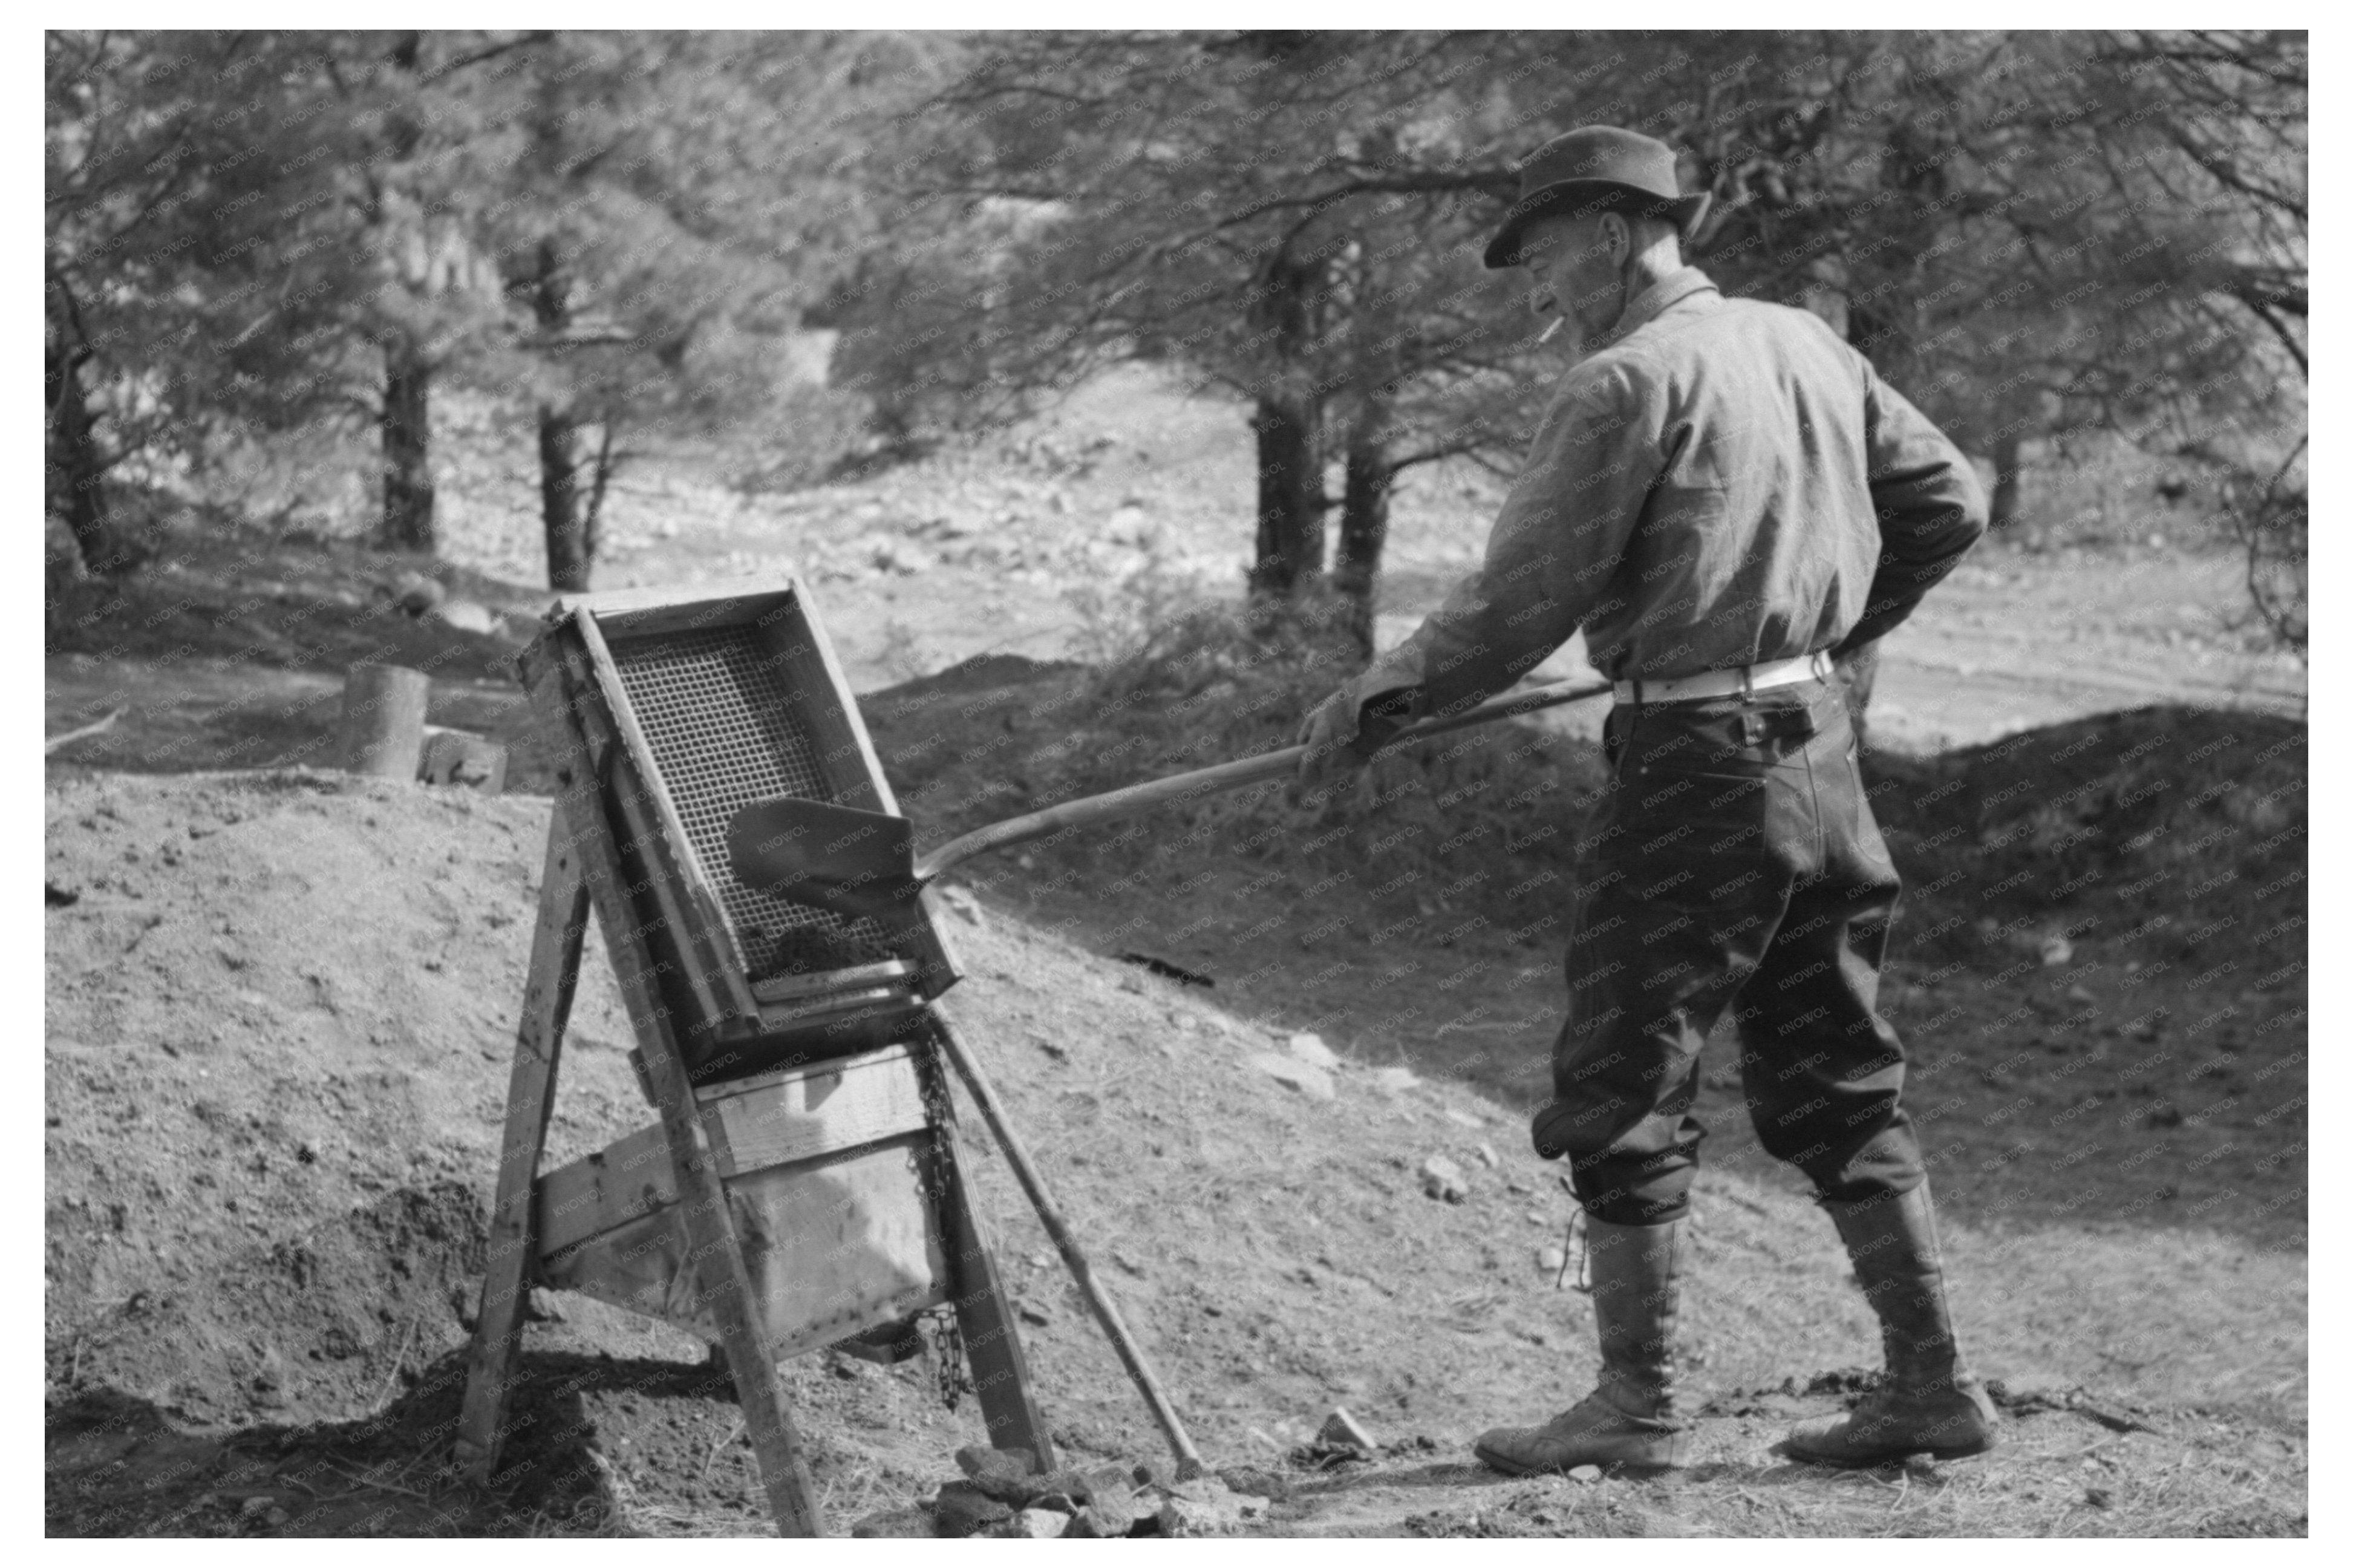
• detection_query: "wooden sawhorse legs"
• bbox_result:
[452,803,1057,1535]
[452,806,588,1489]
[454,799,824,1533]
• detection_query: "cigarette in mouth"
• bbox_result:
[1538,318,1564,344]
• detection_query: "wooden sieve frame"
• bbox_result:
[521,577,961,1077]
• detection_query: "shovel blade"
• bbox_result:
[727,796,920,924]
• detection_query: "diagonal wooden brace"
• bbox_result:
[930,1006,1204,1479]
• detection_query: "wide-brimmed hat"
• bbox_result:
[1483,125,1712,270]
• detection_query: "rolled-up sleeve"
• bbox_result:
[1358,364,1656,725]
[1833,359,1989,655]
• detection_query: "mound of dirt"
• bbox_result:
[1872,705,2306,973]
[46,768,2305,1537]
[40,765,1747,1448]
[62,1180,487,1432]
[44,769,651,1428]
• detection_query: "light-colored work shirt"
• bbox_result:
[1360,265,1988,722]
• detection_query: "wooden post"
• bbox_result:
[338,664,431,779]
[455,805,592,1481]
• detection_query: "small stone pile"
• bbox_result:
[851,1445,1284,1538]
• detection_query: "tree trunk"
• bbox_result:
[538,403,592,592]
[1245,250,1326,604]
[381,339,437,553]
[1333,415,1394,657]
[538,413,614,593]
[1988,429,2027,533]
[47,335,117,575]
[1248,393,1324,599]
[527,238,605,592]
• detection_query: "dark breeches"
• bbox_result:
[1532,678,1925,1225]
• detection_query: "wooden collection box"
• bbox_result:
[534,1040,959,1362]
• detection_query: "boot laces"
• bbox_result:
[1556,1207,1592,1293]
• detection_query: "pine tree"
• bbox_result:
[477,31,940,589]
[45,31,359,572]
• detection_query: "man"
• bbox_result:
[1297,126,1996,1473]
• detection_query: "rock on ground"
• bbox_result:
[1248,1052,1336,1101]
[1421,1155,1470,1203]
[1286,1032,1340,1069]
[932,1480,1014,1536]
[429,598,497,635]
[1318,1406,1376,1450]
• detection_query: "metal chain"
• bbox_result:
[925,1307,974,1412]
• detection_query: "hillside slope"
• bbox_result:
[45,770,2303,1537]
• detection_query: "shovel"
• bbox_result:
[728,675,1611,923]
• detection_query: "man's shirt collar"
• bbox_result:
[1596,266,1718,351]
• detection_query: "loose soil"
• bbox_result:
[45,365,2304,1538]
[45,740,2304,1535]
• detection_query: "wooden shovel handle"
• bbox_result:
[912,676,1610,884]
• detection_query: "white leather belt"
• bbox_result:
[1613,650,1832,706]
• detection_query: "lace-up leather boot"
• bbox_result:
[1788,1180,1999,1465]
[1473,1215,1691,1474]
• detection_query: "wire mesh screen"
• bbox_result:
[605,621,899,981]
